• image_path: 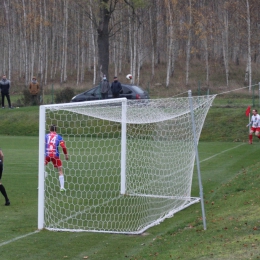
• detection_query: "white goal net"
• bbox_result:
[38,94,216,234]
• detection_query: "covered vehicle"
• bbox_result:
[71,84,149,102]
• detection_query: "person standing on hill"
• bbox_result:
[29,76,40,105]
[246,109,260,144]
[0,148,10,206]
[111,76,122,98]
[0,75,12,109]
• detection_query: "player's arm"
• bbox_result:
[247,117,253,127]
[60,140,69,160]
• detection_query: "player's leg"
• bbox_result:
[52,157,65,191]
[0,164,10,205]
[58,166,65,191]
[249,128,254,144]
[6,93,11,108]
[45,156,50,165]
[6,93,12,108]
[1,92,5,108]
[255,128,260,139]
[0,184,10,205]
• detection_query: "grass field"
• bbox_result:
[1,133,260,259]
[43,136,200,234]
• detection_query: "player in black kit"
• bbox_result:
[0,148,10,206]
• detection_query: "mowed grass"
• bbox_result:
[1,134,260,259]
[44,136,200,234]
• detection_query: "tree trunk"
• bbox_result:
[3,0,11,79]
[44,0,48,85]
[89,1,97,85]
[204,37,209,86]
[129,15,133,76]
[39,0,44,85]
[156,0,163,65]
[50,1,56,80]
[222,9,229,88]
[185,0,192,86]
[77,14,80,86]
[245,0,252,90]
[97,0,110,81]
[132,20,137,83]
[80,13,86,83]
[149,6,155,79]
[22,0,28,84]
[166,1,173,88]
[64,0,68,83]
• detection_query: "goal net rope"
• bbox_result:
[39,94,216,234]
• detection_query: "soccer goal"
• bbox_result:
[38,92,216,234]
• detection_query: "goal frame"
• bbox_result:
[38,98,128,230]
[38,93,210,233]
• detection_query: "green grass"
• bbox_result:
[0,94,256,139]
[1,96,260,259]
[0,106,39,135]
[43,135,198,233]
[1,138,260,259]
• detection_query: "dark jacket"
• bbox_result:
[111,80,122,94]
[0,79,10,93]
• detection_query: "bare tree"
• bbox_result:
[245,0,252,90]
[165,0,175,88]
[61,0,68,84]
[89,0,97,85]
[221,4,229,88]
[0,0,260,91]
[149,5,155,79]
[22,0,29,84]
[185,0,192,86]
[3,0,11,79]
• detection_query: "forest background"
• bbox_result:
[1,0,260,97]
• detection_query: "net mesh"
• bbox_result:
[42,95,216,234]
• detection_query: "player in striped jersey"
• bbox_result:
[45,125,69,191]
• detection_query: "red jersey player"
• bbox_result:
[45,125,69,191]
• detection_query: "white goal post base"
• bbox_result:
[38,94,216,234]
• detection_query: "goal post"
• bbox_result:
[120,99,127,195]
[188,90,206,230]
[38,98,127,230]
[38,94,216,234]
[38,105,46,230]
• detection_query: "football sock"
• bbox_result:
[249,134,253,142]
[0,184,9,201]
[59,175,65,189]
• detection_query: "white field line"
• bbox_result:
[0,143,244,246]
[0,230,39,248]
[198,143,245,163]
